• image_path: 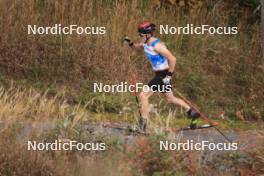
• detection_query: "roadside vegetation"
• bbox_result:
[0,0,263,121]
[0,0,263,175]
[0,119,263,176]
[0,84,263,175]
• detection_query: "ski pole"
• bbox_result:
[173,88,233,143]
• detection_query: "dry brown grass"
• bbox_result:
[0,0,260,81]
[0,2,263,175]
[0,85,90,123]
[0,1,263,119]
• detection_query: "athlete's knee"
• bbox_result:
[139,92,149,100]
[165,95,175,103]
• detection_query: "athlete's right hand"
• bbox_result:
[123,36,133,46]
[123,36,131,43]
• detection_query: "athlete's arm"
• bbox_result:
[131,43,144,50]
[154,43,176,74]
[123,36,143,50]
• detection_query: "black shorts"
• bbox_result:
[147,69,172,93]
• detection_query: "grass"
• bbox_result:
[0,83,262,131]
[0,0,263,120]
[0,0,263,175]
[1,119,263,176]
[0,84,263,175]
[0,85,89,124]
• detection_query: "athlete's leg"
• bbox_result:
[163,92,200,129]
[139,90,154,119]
[163,92,190,110]
[137,90,154,131]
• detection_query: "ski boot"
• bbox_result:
[137,117,147,133]
[187,108,200,129]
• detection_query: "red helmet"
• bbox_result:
[138,21,156,34]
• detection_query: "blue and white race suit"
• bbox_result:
[143,39,169,71]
